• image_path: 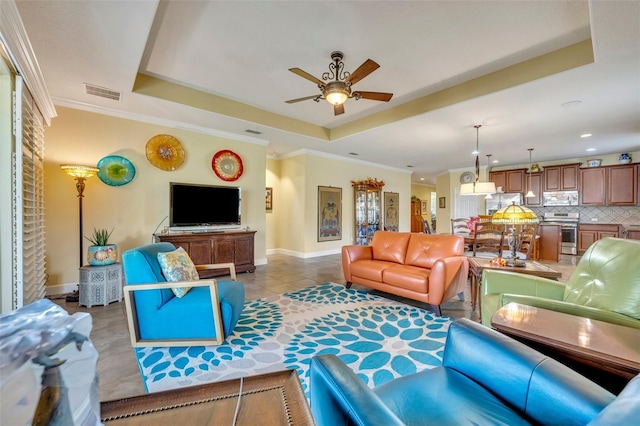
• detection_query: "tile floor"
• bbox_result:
[52,253,579,402]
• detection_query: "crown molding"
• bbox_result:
[280,148,412,174]
[0,0,56,125]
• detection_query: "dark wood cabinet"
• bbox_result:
[410,200,423,233]
[608,164,637,205]
[156,230,256,277]
[578,224,621,254]
[489,168,526,193]
[538,224,561,262]
[524,172,543,206]
[579,167,606,206]
[544,163,579,191]
[626,230,640,240]
[580,164,637,206]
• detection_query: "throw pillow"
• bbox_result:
[157,247,199,298]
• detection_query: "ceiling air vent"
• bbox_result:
[84,83,121,101]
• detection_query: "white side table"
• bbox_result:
[79,263,123,307]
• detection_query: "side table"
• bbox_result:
[79,263,123,308]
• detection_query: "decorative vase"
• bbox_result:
[619,153,632,164]
[87,244,117,266]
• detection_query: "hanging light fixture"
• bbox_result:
[460,125,496,196]
[525,148,535,198]
[485,154,494,199]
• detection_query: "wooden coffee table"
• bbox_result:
[491,303,640,394]
[467,257,561,322]
[100,369,314,425]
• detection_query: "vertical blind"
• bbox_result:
[13,75,46,307]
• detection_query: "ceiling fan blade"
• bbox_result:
[334,104,345,115]
[345,59,380,85]
[288,68,324,87]
[354,91,393,102]
[285,95,319,104]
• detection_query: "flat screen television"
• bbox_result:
[170,182,241,228]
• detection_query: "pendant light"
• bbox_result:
[525,148,535,198]
[485,154,494,199]
[460,125,496,196]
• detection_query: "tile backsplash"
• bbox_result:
[529,206,640,225]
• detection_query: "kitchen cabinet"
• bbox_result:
[544,163,580,191]
[524,172,543,206]
[156,231,256,277]
[538,224,561,262]
[580,164,637,206]
[579,167,606,206]
[489,168,526,193]
[608,164,637,205]
[625,229,640,240]
[577,224,621,254]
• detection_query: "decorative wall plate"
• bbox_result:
[460,171,475,184]
[97,155,136,186]
[146,134,185,171]
[212,150,244,181]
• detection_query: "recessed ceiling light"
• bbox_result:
[472,150,479,155]
[492,160,499,164]
[586,148,596,152]
[580,133,592,138]
[420,177,425,181]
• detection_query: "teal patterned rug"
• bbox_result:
[135,283,453,396]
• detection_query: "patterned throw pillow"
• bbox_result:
[157,247,199,298]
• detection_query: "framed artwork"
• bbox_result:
[383,192,399,232]
[439,197,446,209]
[421,200,428,214]
[265,187,273,211]
[318,186,342,241]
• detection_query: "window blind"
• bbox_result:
[13,75,46,307]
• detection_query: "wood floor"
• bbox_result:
[51,252,579,402]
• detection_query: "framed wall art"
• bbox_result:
[265,187,273,211]
[421,200,428,214]
[318,186,342,242]
[439,197,446,209]
[383,192,399,232]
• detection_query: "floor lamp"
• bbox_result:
[61,164,99,301]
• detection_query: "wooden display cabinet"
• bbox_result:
[156,230,256,277]
[353,183,382,245]
[411,200,423,233]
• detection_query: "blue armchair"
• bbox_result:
[309,318,640,425]
[121,242,245,347]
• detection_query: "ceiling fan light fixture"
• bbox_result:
[324,82,350,105]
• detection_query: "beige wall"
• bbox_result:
[44,107,267,290]
[265,152,411,256]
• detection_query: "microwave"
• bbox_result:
[542,191,579,206]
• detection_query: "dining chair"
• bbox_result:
[472,225,505,258]
[422,219,432,234]
[451,218,470,235]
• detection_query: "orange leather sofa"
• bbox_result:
[342,231,469,316]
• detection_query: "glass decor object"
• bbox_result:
[212,150,244,181]
[146,134,185,171]
[97,155,136,186]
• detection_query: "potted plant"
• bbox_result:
[85,228,117,266]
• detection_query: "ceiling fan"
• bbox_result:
[285,51,393,115]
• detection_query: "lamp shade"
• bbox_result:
[60,164,99,178]
[460,181,496,196]
[491,202,539,224]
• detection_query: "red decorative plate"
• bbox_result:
[212,150,244,181]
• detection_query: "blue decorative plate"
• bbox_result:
[97,155,136,186]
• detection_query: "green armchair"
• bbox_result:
[481,237,640,329]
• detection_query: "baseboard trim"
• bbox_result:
[46,282,78,296]
[266,248,341,258]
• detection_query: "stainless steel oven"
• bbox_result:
[541,212,580,255]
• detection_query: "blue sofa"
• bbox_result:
[309,318,639,425]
